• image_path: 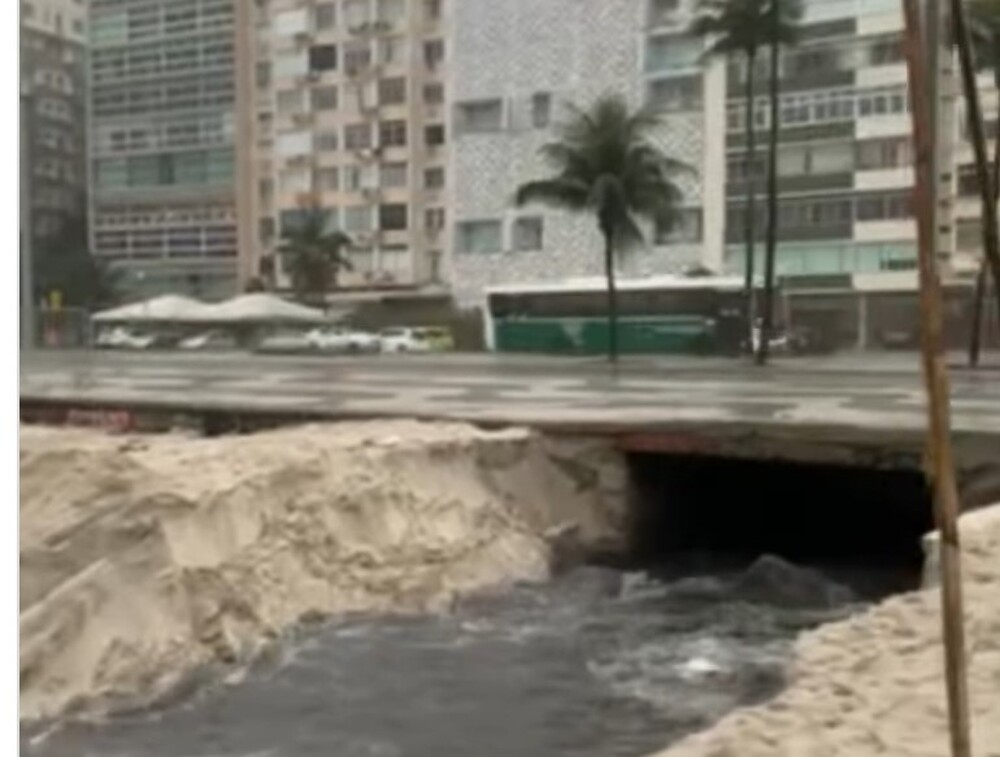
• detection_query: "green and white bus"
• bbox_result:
[483,275,748,355]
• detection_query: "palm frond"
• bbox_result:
[515,178,589,210]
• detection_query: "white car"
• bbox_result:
[95,327,157,350]
[178,330,237,351]
[378,327,432,353]
[255,329,314,354]
[308,327,381,353]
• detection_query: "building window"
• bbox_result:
[424,167,445,189]
[855,193,914,221]
[380,37,405,65]
[309,44,337,72]
[344,205,371,231]
[344,0,369,28]
[457,100,503,133]
[344,43,372,73]
[380,161,408,188]
[513,217,543,251]
[425,124,446,146]
[424,39,445,68]
[317,130,339,151]
[344,165,372,191]
[423,83,444,105]
[649,0,681,25]
[378,77,406,105]
[426,208,445,230]
[311,85,338,110]
[424,0,442,20]
[856,137,912,170]
[256,62,272,89]
[277,90,304,115]
[315,167,340,191]
[869,37,903,66]
[531,93,551,128]
[647,75,702,112]
[377,0,404,23]
[646,34,701,72]
[456,220,502,254]
[314,3,336,29]
[655,208,702,244]
[345,123,372,149]
[379,119,407,147]
[379,203,408,230]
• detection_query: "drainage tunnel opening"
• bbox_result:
[627,453,934,597]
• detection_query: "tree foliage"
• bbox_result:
[276,207,353,306]
[515,94,689,361]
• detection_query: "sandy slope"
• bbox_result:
[19,422,625,722]
[654,505,1000,757]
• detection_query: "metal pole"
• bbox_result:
[20,89,36,349]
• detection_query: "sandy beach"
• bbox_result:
[654,505,1000,757]
[19,422,625,722]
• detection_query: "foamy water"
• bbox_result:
[27,558,862,757]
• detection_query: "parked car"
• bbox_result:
[178,330,237,351]
[95,326,157,350]
[379,327,433,353]
[255,329,314,354]
[307,326,381,354]
[413,326,455,352]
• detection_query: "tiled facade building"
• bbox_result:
[448,0,727,305]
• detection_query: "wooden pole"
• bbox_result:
[901,1,973,755]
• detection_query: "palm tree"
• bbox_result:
[276,207,353,307]
[758,0,802,365]
[690,0,800,353]
[961,0,1000,364]
[514,94,689,362]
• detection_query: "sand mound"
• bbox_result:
[19,422,626,722]
[653,504,1000,757]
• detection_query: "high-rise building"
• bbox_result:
[247,0,450,291]
[20,0,89,255]
[720,0,996,344]
[88,0,240,299]
[448,0,727,305]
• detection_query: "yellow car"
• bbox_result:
[413,326,455,352]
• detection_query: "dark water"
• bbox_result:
[25,558,865,757]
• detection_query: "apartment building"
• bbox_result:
[88,0,240,299]
[20,0,89,255]
[248,0,450,290]
[721,0,989,278]
[449,0,728,305]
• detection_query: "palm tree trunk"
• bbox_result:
[603,230,619,363]
[757,9,781,367]
[743,48,759,352]
[953,0,1000,351]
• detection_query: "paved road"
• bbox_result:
[19,350,1000,442]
